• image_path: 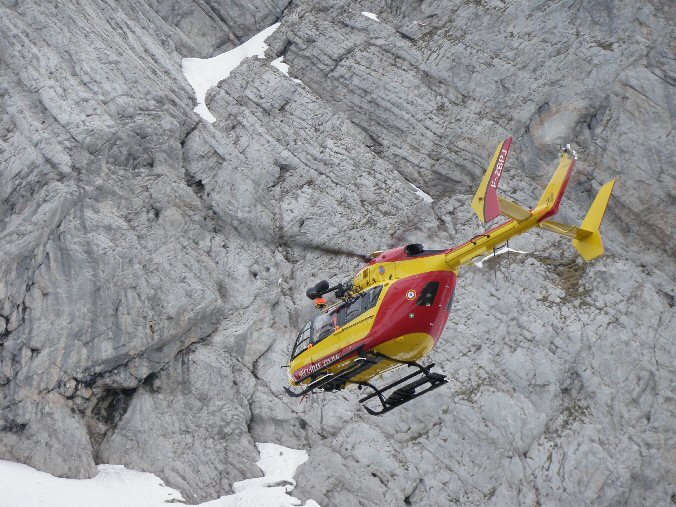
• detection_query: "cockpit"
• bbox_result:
[291,284,383,359]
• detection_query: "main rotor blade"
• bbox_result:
[281,238,373,263]
[205,206,373,263]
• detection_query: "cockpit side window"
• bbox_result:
[338,285,383,327]
[312,312,336,343]
[291,321,312,359]
[292,285,386,356]
[343,297,363,323]
[364,285,383,310]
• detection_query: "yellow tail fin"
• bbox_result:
[572,179,616,260]
[532,148,576,221]
[539,179,615,260]
[471,137,512,223]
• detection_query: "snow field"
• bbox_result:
[0,443,319,507]
[183,23,305,123]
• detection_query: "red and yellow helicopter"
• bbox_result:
[285,139,615,415]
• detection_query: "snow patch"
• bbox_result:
[231,443,313,497]
[409,182,434,204]
[0,443,319,507]
[271,56,290,75]
[361,12,380,21]
[0,461,183,507]
[271,56,304,85]
[182,23,280,122]
[474,247,528,268]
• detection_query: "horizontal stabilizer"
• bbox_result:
[539,219,591,240]
[472,137,512,223]
[497,196,531,222]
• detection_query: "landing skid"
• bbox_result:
[284,350,447,415]
[354,358,448,415]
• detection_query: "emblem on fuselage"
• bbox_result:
[406,289,416,300]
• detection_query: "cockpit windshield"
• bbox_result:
[291,284,383,359]
[312,312,336,343]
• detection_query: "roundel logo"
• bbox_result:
[405,289,416,300]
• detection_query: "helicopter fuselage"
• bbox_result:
[285,141,615,415]
[289,255,457,385]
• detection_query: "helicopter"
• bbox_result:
[284,138,616,415]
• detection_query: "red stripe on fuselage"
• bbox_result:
[292,343,362,382]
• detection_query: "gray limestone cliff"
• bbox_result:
[0,1,674,505]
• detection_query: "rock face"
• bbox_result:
[1,0,673,506]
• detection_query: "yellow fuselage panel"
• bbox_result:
[348,333,436,384]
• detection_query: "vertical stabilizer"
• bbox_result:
[471,137,512,223]
[533,147,576,221]
[572,179,616,260]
